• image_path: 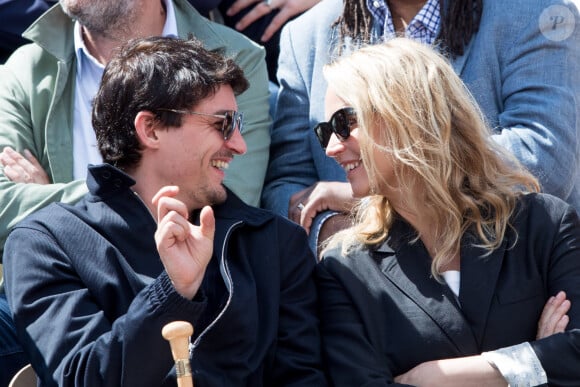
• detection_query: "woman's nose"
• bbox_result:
[325,133,345,157]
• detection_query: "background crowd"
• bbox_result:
[0,0,578,385]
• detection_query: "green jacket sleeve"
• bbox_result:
[0,54,88,256]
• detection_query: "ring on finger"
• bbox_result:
[263,0,273,8]
[297,202,305,211]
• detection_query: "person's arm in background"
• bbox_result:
[221,37,271,207]
[225,0,320,42]
[262,1,350,255]
[262,23,319,218]
[0,62,87,255]
[489,1,580,205]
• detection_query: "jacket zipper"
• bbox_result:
[190,220,243,352]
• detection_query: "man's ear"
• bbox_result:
[134,111,161,149]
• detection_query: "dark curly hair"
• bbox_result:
[92,36,249,171]
[333,0,482,57]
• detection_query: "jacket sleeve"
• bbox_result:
[3,221,206,387]
[223,40,271,207]
[490,1,580,201]
[274,221,328,386]
[0,56,87,256]
[316,255,413,387]
[529,203,580,384]
[261,23,320,218]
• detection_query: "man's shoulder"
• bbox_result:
[2,42,59,80]
[8,201,85,241]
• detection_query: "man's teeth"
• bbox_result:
[212,160,229,170]
[343,161,360,172]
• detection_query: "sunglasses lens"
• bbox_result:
[222,112,233,140]
[235,112,244,136]
[314,123,332,149]
[331,109,353,140]
[222,111,243,140]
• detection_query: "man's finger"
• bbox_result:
[199,205,215,240]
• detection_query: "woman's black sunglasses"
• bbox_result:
[314,107,357,149]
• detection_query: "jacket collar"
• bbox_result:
[22,3,75,62]
[86,164,274,229]
[373,216,507,352]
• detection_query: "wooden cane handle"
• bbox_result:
[162,321,194,387]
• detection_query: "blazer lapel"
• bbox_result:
[375,224,480,354]
[458,233,507,348]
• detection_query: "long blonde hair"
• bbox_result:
[323,38,539,277]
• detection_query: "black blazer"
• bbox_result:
[317,193,580,386]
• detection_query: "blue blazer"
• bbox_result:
[317,193,580,386]
[263,0,580,222]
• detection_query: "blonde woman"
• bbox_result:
[315,38,579,386]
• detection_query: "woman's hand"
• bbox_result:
[536,290,570,339]
[288,181,354,233]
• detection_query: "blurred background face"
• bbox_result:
[60,0,140,37]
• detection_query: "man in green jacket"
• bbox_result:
[0,0,270,383]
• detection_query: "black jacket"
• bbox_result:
[5,164,327,386]
[317,193,580,386]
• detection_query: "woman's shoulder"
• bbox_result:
[514,192,579,227]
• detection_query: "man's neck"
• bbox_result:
[387,0,427,32]
[82,0,167,65]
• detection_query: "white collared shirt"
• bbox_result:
[72,0,178,179]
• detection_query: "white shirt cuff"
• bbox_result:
[482,342,547,386]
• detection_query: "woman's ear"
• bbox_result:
[134,111,160,149]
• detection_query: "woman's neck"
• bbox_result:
[392,197,460,270]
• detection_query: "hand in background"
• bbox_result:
[226,0,319,42]
[0,146,50,184]
[153,186,215,300]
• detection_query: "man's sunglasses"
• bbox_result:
[157,108,244,141]
[314,107,357,149]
